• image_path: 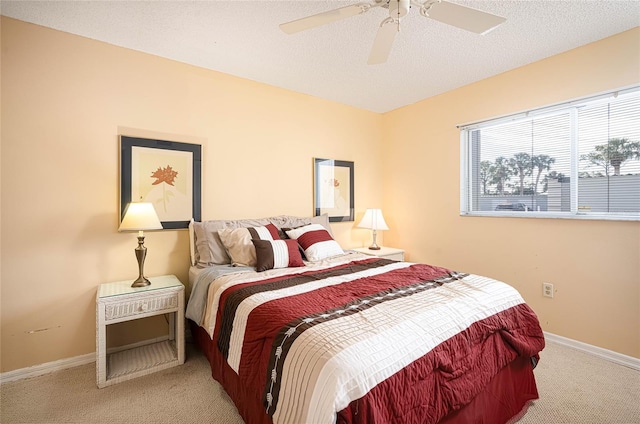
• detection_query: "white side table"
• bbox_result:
[352,246,405,261]
[96,274,185,388]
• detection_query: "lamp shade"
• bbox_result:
[357,209,389,231]
[119,202,163,232]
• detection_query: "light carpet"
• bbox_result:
[2,340,639,423]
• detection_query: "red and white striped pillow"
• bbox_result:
[252,239,305,272]
[285,223,344,262]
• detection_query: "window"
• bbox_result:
[460,86,640,220]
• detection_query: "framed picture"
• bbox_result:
[314,158,354,222]
[120,136,201,229]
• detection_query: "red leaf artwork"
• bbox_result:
[151,165,178,186]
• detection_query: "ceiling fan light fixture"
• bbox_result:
[389,0,410,18]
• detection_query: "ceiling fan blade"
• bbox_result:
[280,3,369,34]
[368,18,399,65]
[425,1,506,34]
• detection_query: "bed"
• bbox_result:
[186,215,545,424]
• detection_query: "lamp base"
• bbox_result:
[131,235,151,288]
[131,276,151,287]
[368,229,381,250]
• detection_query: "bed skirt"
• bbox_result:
[190,320,538,424]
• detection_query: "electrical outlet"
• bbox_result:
[543,282,554,298]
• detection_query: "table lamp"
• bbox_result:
[119,202,163,287]
[357,208,389,250]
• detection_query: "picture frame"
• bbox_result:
[314,158,354,222]
[120,136,201,229]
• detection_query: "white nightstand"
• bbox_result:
[96,274,185,388]
[352,246,405,261]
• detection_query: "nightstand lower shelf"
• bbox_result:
[107,340,179,381]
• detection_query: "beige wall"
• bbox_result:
[0,17,383,372]
[381,28,640,358]
[1,18,638,373]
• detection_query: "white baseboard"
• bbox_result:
[0,336,169,384]
[544,331,640,371]
[2,332,638,383]
[0,352,96,384]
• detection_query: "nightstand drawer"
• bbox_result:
[104,292,178,321]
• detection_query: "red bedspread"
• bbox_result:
[196,255,545,424]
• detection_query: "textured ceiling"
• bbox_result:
[2,0,639,113]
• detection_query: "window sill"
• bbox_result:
[460,211,640,222]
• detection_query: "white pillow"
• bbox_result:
[285,224,344,262]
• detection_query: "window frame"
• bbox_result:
[459,85,640,222]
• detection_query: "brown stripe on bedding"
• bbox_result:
[263,271,469,416]
[217,258,396,359]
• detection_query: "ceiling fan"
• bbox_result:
[280,0,506,65]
